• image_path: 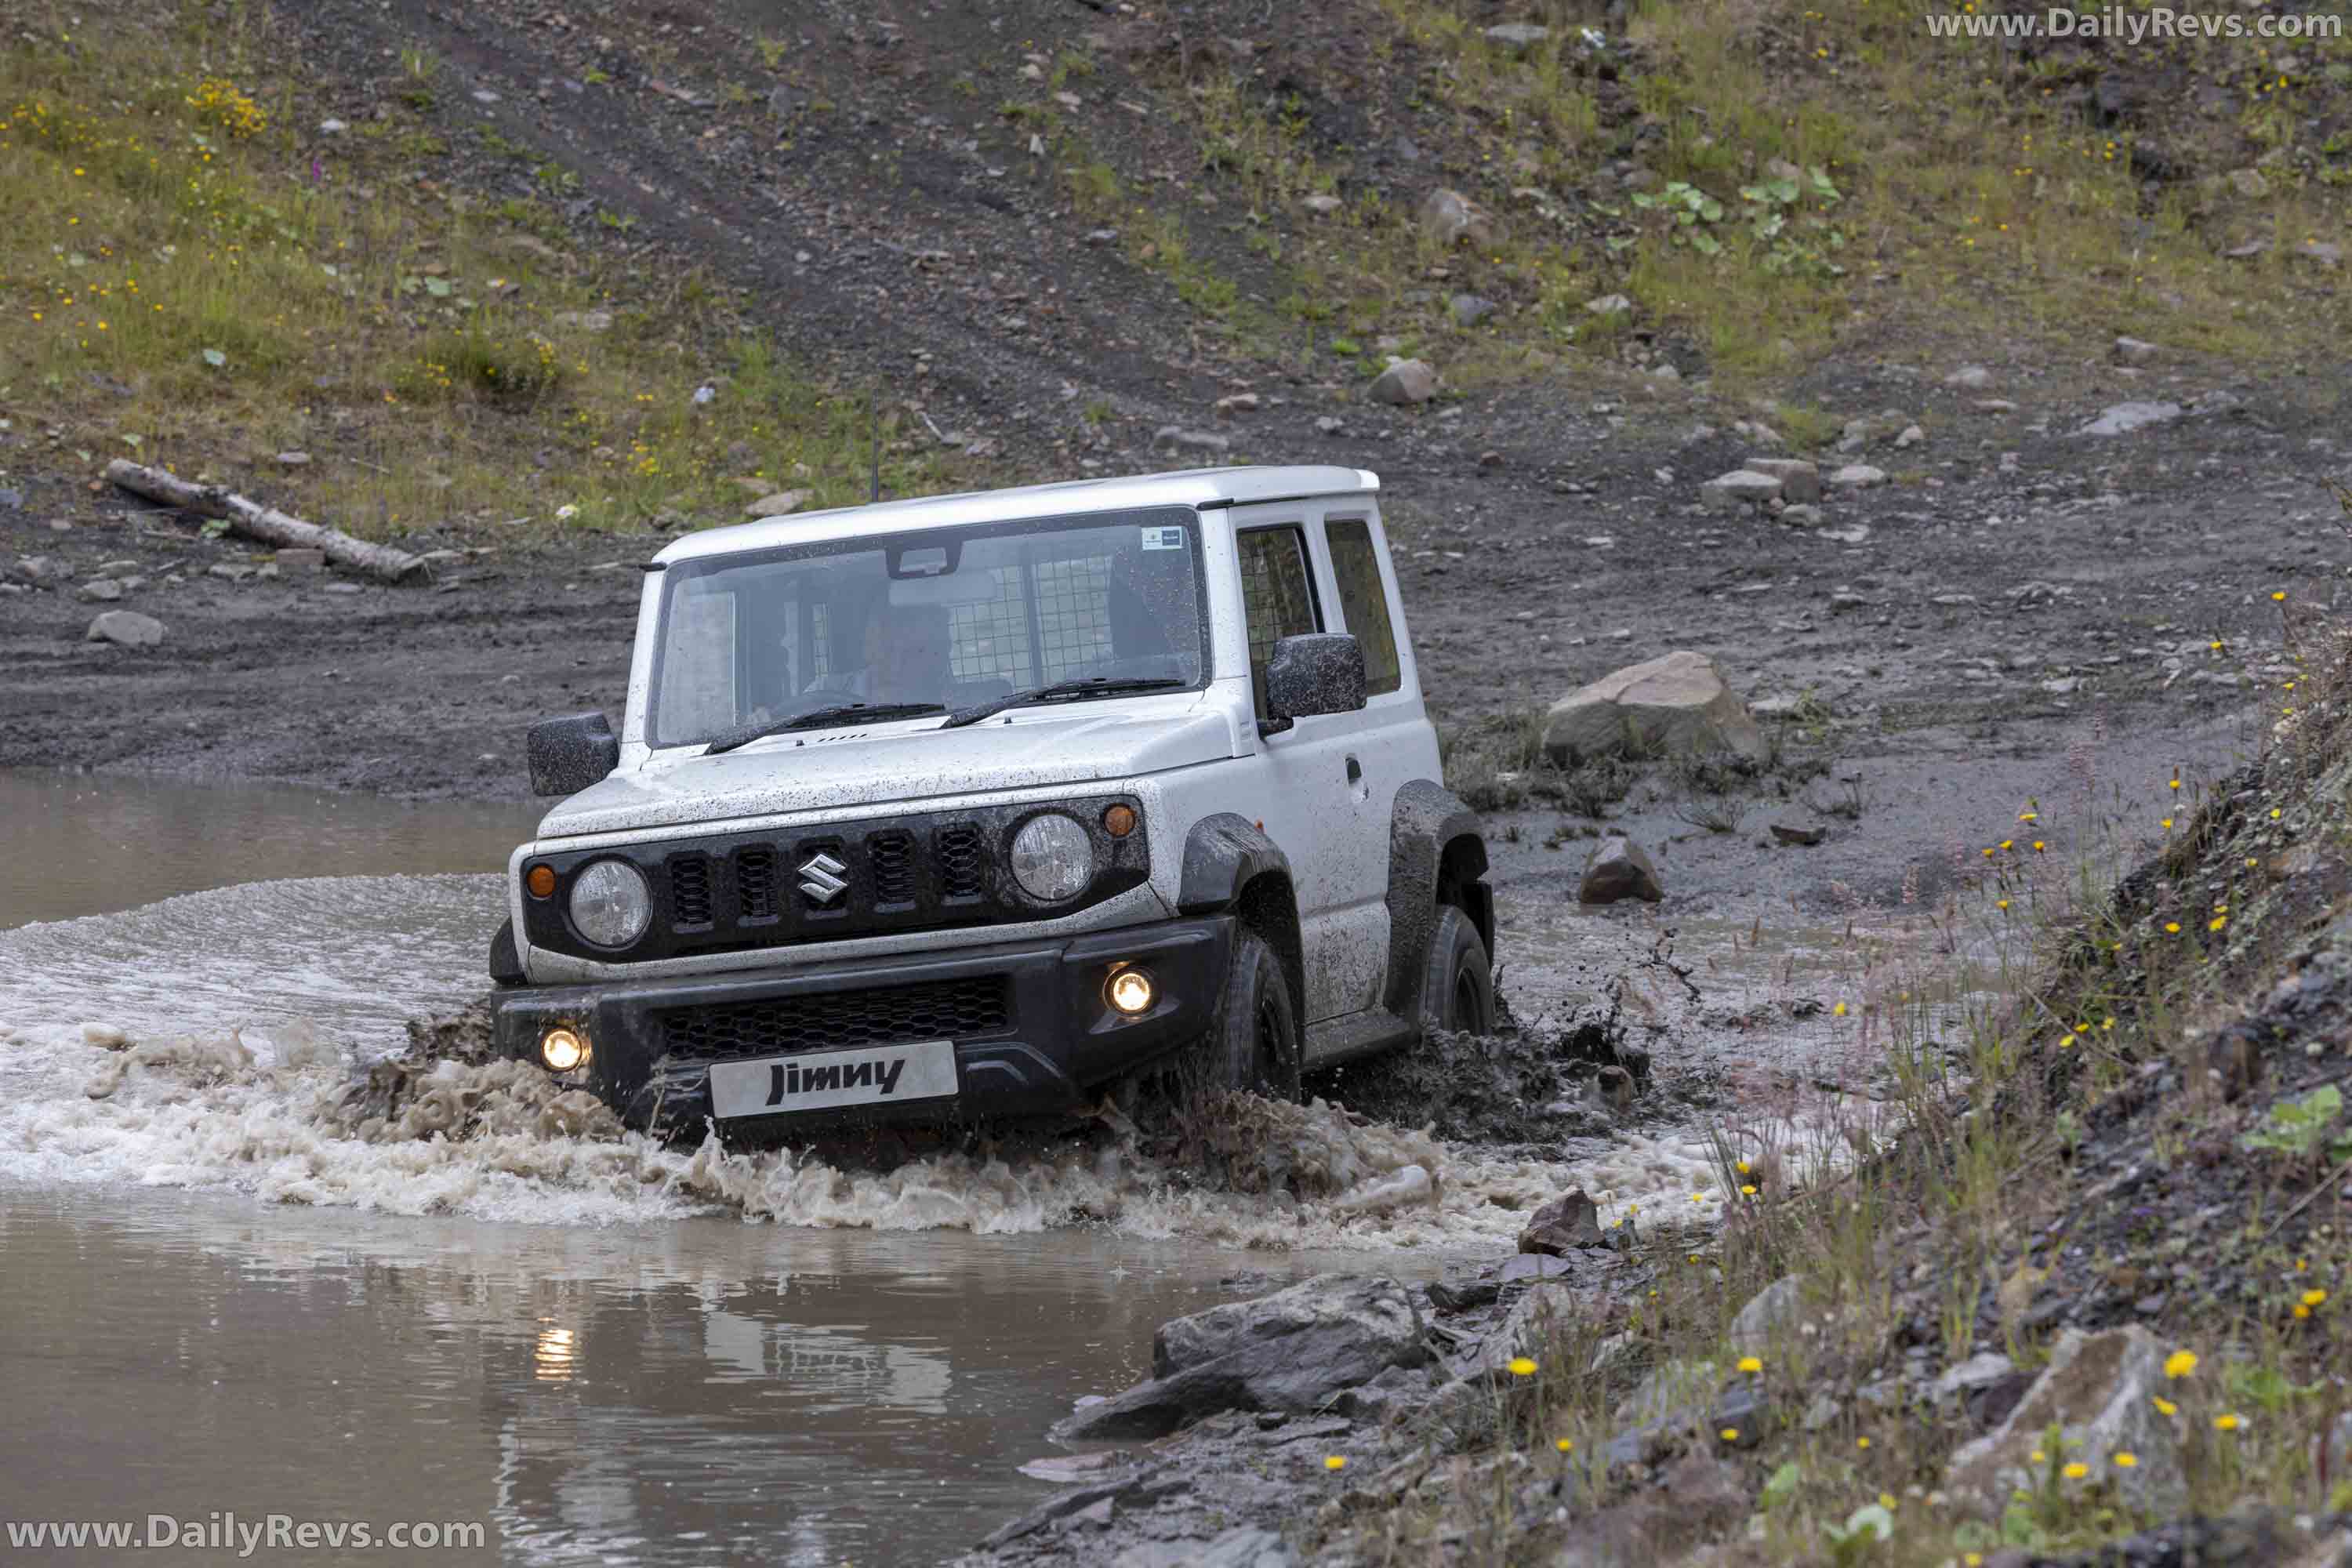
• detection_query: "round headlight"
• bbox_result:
[568,858,652,948]
[1010,813,1094,903]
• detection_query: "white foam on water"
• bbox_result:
[0,873,1808,1247]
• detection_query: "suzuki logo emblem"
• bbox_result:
[798,851,849,906]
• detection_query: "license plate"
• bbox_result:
[706,1039,958,1120]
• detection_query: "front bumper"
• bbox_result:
[493,916,1233,1134]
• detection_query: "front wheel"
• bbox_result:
[1418,902,1494,1040]
[1199,927,1302,1101]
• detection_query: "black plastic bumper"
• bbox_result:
[493,916,1234,1135]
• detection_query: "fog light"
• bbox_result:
[1106,967,1156,1016]
[1102,803,1138,838]
[526,864,557,899]
[539,1027,590,1073]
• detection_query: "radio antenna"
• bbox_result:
[868,396,883,505]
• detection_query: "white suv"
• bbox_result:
[492,466,1495,1134]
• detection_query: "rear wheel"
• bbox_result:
[1199,927,1302,1101]
[1418,902,1494,1040]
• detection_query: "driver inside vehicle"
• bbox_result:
[822,600,953,706]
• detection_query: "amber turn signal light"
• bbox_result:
[526,864,557,898]
[1102,804,1138,838]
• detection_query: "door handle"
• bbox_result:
[1345,755,1363,787]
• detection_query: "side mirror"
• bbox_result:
[1261,633,1367,735]
[527,712,619,797]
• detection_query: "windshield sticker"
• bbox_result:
[1141,524,1185,551]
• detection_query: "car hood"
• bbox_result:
[536,700,1238,840]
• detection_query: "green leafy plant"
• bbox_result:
[1820,1501,1893,1564]
[1631,180,1726,255]
[2241,1085,2352,1167]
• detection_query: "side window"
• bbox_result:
[1236,526,1320,716]
[1324,518,1400,696]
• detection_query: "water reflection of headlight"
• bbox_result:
[535,1326,576,1381]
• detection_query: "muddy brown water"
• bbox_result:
[0,771,1467,1566]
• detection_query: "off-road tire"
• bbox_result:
[1198,927,1302,1101]
[1418,902,1494,1040]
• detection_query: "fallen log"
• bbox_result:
[102,459,429,583]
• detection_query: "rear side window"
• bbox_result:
[1325,517,1400,695]
[1236,526,1320,716]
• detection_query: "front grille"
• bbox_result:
[521,796,1147,963]
[735,848,778,920]
[656,977,1011,1062]
[869,830,916,907]
[670,855,713,927]
[937,824,985,899]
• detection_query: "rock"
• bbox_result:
[274,450,311,467]
[1313,416,1344,436]
[1930,1351,2016,1401]
[0,488,22,510]
[1945,365,1993,389]
[1483,22,1551,50]
[1584,292,1632,316]
[1769,823,1825,847]
[1781,503,1825,526]
[742,489,811,517]
[1419,187,1497,248]
[1744,458,1821,503]
[1154,426,1232,454]
[12,555,56,584]
[1301,194,1341,216]
[1214,393,1261,416]
[1828,463,1887,489]
[1578,837,1664,905]
[2295,239,2345,267]
[275,548,325,572]
[1729,1276,1802,1350]
[1595,1063,1635,1113]
[2227,167,2270,199]
[1448,292,1497,327]
[1894,423,1926,448]
[1059,1275,1430,1440]
[1084,227,1119,246]
[2077,401,2183,437]
[1369,359,1439,405]
[1817,523,1869,544]
[1519,1189,1606,1255]
[554,308,613,332]
[1698,470,1782,511]
[85,610,165,648]
[318,118,347,134]
[1497,1252,1581,1283]
[2113,335,2159,361]
[1944,1326,2186,1519]
[77,578,124,603]
[1112,1526,1294,1568]
[1544,649,1766,764]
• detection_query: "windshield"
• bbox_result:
[647,506,1210,750]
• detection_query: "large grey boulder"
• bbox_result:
[1744,458,1822,503]
[1518,1188,1606,1255]
[1543,649,1766,764]
[1698,470,1781,511]
[1058,1274,1431,1440]
[1418,187,1497,248]
[2076,401,2183,437]
[1578,837,1663,905]
[1370,358,1439,405]
[85,610,165,648]
[1728,1275,1802,1351]
[1943,1325,2187,1519]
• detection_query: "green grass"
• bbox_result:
[0,8,951,539]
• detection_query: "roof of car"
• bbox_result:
[652,464,1380,565]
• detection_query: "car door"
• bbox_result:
[1226,503,1392,1024]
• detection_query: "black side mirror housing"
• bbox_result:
[527,712,619,797]
[1261,633,1367,735]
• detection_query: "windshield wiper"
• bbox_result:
[940,677,1184,730]
[703,700,947,755]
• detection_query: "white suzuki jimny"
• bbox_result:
[493,465,1495,1136]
